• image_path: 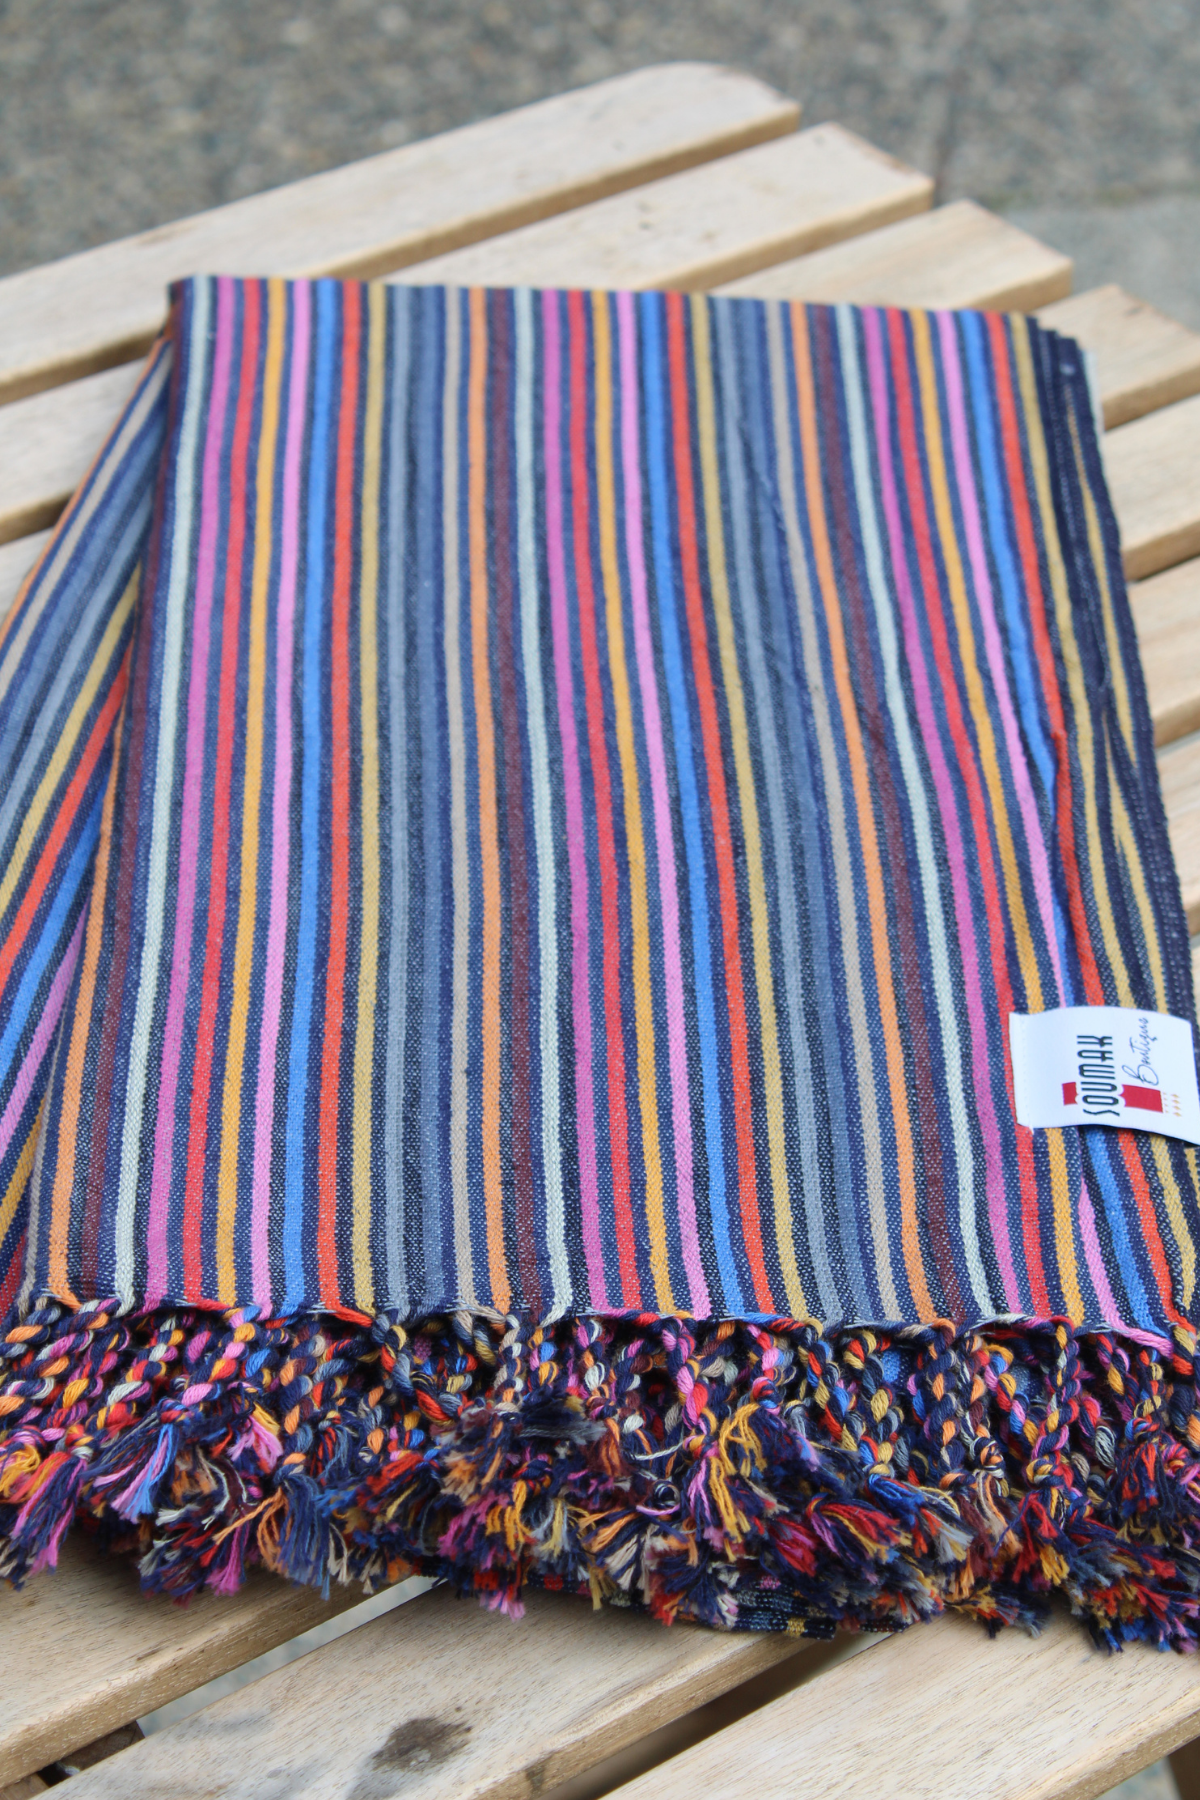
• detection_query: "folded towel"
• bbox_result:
[2,277,1199,1644]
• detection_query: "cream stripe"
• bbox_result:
[769,305,902,1320]
[114,282,212,1303]
[591,292,673,1311]
[837,304,987,1310]
[690,297,805,1318]
[514,288,569,1314]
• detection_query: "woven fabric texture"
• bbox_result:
[2,277,1200,1643]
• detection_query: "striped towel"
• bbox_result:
[2,276,1200,1645]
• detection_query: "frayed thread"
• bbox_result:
[3,1299,1200,1647]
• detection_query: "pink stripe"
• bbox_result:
[616,292,709,1313]
[863,310,1019,1309]
[145,277,236,1303]
[250,281,312,1307]
[1078,1180,1127,1328]
[0,910,86,1159]
[936,311,1067,997]
[542,291,607,1307]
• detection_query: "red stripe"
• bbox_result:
[182,282,262,1297]
[567,290,640,1306]
[988,315,1179,1320]
[79,326,185,1294]
[0,654,129,999]
[987,316,1104,1004]
[0,1233,25,1317]
[316,284,362,1305]
[887,310,1050,1316]
[665,292,773,1312]
[490,296,540,1311]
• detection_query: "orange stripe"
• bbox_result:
[0,649,130,999]
[216,281,287,1298]
[468,289,510,1309]
[665,293,772,1310]
[789,304,934,1319]
[316,284,363,1306]
[47,703,128,1297]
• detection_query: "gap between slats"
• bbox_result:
[0,63,800,408]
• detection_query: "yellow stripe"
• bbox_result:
[788,305,925,1318]
[48,704,127,1298]
[1073,409,1197,1301]
[1110,751,1196,1303]
[0,572,136,927]
[216,280,286,1298]
[914,313,1081,1319]
[0,1107,41,1249]
[1071,412,1138,763]
[468,289,510,1311]
[350,285,386,1312]
[591,291,673,1310]
[690,296,805,1318]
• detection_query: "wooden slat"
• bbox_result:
[0,530,49,628]
[715,199,1071,312]
[1104,392,1200,581]
[398,125,933,293]
[1157,733,1200,932]
[1130,558,1200,746]
[606,1610,1200,1800]
[0,126,931,553]
[54,1585,821,1800]
[0,63,798,407]
[1039,284,1200,428]
[0,1537,361,1788]
[0,363,141,546]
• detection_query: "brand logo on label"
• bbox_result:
[1057,1023,1182,1120]
[1008,1005,1200,1146]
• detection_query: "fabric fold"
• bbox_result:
[3,277,1200,1645]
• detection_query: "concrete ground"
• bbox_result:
[2,0,1200,321]
[2,6,1197,1795]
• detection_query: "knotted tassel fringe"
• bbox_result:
[3,1298,1200,1647]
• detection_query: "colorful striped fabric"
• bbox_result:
[0,342,168,1316]
[3,276,1200,1644]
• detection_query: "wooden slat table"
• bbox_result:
[3,61,1200,1800]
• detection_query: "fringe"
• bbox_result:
[3,1298,1200,1647]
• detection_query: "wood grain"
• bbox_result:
[1104,392,1200,581]
[0,125,931,552]
[398,125,932,293]
[0,1538,362,1788]
[54,1585,816,1800]
[0,363,142,546]
[1170,1733,1200,1800]
[1039,284,1200,428]
[716,199,1071,312]
[605,1609,1200,1800]
[0,63,798,406]
[1129,558,1200,746]
[1158,732,1200,932]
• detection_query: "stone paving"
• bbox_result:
[2,0,1199,320]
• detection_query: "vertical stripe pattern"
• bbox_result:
[6,280,1199,1341]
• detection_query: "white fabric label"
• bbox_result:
[1009,1006,1200,1145]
